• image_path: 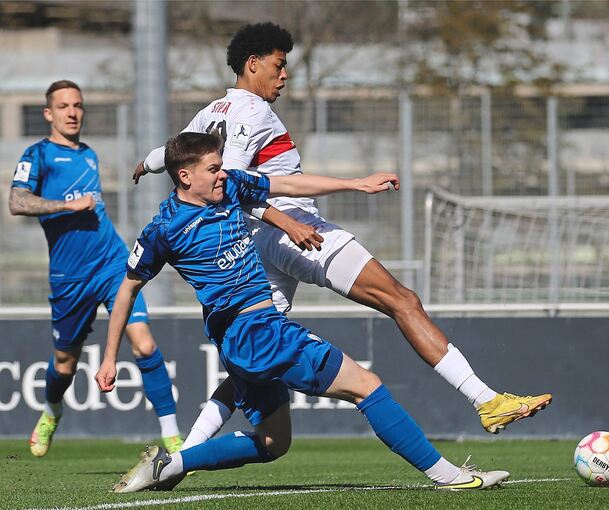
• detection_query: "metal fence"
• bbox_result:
[1,93,609,306]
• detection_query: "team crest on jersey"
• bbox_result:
[85,158,97,170]
[128,241,144,269]
[229,123,252,150]
[13,161,32,182]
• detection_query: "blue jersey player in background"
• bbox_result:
[96,132,510,492]
[9,80,183,457]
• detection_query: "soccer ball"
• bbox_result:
[574,431,609,486]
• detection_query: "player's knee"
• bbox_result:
[389,283,423,314]
[361,371,382,399]
[54,360,77,377]
[348,368,382,405]
[126,324,157,357]
[265,434,291,458]
[54,351,78,376]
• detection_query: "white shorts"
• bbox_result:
[251,208,373,313]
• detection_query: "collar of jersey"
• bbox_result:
[45,138,87,152]
[228,87,262,101]
[171,190,221,210]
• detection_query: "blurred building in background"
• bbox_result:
[1,0,609,308]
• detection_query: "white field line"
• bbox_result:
[23,478,572,510]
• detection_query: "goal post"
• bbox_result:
[424,188,609,305]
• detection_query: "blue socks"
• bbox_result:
[135,348,176,417]
[45,357,73,404]
[357,384,441,471]
[180,431,275,471]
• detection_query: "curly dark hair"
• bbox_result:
[227,22,294,76]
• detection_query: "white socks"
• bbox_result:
[44,401,63,419]
[433,343,497,408]
[424,457,461,484]
[159,452,184,482]
[159,414,180,438]
[182,399,233,450]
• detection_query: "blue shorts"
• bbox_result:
[216,306,343,426]
[49,268,148,351]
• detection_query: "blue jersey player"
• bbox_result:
[96,132,510,492]
[9,80,183,457]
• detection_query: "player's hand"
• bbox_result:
[286,221,324,251]
[357,173,400,194]
[133,161,147,185]
[95,360,117,393]
[65,193,96,212]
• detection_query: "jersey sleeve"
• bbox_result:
[11,144,43,194]
[222,105,274,170]
[143,146,166,174]
[226,170,270,204]
[126,222,171,281]
[182,108,208,134]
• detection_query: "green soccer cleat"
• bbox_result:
[436,456,510,491]
[29,411,60,457]
[113,445,185,493]
[162,434,184,454]
[477,392,553,434]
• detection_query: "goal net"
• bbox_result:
[424,188,609,304]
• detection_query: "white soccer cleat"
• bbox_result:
[435,456,510,491]
[113,445,184,493]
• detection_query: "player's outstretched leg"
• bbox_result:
[344,257,552,433]
[477,392,553,434]
[325,353,510,490]
[114,430,278,492]
[113,404,289,492]
[127,323,183,452]
[435,456,510,491]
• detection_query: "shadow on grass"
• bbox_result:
[160,482,430,493]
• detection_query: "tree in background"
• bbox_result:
[397,0,567,194]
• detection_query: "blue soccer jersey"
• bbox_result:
[127,170,272,339]
[11,139,127,282]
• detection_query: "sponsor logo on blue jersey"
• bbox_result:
[217,235,252,269]
[183,216,205,235]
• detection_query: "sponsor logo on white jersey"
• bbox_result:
[128,240,144,269]
[54,157,73,162]
[217,236,251,270]
[183,216,205,235]
[13,161,32,182]
[229,123,252,150]
[85,158,97,170]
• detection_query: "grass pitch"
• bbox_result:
[1,437,606,509]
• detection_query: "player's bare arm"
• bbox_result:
[95,273,147,393]
[133,160,147,184]
[268,172,400,198]
[9,187,96,216]
[260,205,324,251]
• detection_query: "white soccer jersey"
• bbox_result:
[183,88,317,214]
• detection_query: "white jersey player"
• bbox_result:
[144,87,362,312]
[135,22,552,445]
